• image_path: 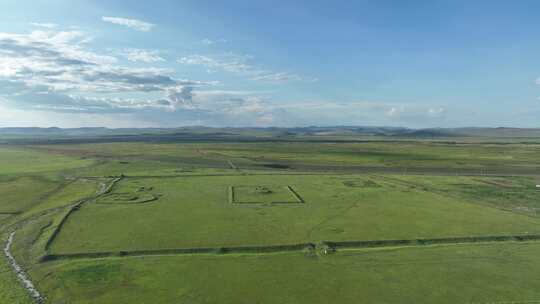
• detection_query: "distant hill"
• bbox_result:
[0,126,539,144]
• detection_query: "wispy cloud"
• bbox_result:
[30,22,58,29]
[178,54,251,74]
[368,103,447,121]
[250,72,317,82]
[101,16,155,32]
[0,29,448,128]
[201,38,228,45]
[121,49,165,63]
[0,28,352,128]
[0,30,213,113]
[178,53,316,83]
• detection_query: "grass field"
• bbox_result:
[31,242,540,304]
[0,147,94,176]
[0,176,58,214]
[0,138,539,304]
[37,141,540,175]
[231,185,302,204]
[49,174,540,254]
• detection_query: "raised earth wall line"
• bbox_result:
[43,177,122,251]
[40,233,540,262]
[286,185,305,203]
[230,185,304,205]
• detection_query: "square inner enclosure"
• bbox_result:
[230,185,304,204]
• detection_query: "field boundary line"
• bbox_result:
[40,243,315,262]
[227,160,238,170]
[43,176,122,252]
[78,168,540,180]
[40,233,540,262]
[286,186,305,203]
[230,185,304,205]
[228,186,234,204]
[468,301,540,304]
[323,234,540,250]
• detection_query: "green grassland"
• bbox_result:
[232,185,301,204]
[49,174,540,254]
[0,176,58,214]
[24,178,101,216]
[0,146,94,176]
[0,138,539,304]
[31,242,540,304]
[34,140,540,174]
[379,175,540,216]
[0,249,31,304]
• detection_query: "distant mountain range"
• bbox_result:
[1,126,539,144]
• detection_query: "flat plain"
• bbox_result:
[1,130,540,304]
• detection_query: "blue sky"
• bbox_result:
[0,0,539,128]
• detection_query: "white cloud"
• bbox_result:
[178,53,316,83]
[428,107,446,116]
[0,103,153,128]
[178,54,251,73]
[121,49,164,63]
[0,30,213,113]
[385,106,404,117]
[250,72,317,83]
[384,104,446,120]
[30,22,58,29]
[102,16,155,32]
[201,38,228,45]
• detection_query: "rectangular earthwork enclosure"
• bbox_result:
[229,185,304,204]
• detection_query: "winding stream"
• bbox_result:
[4,231,45,303]
[2,177,121,304]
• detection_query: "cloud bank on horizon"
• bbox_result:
[0,0,539,128]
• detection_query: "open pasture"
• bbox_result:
[32,241,540,304]
[1,139,540,304]
[49,174,540,255]
[35,140,540,175]
[230,185,303,204]
[0,146,94,176]
[0,176,58,214]
[381,175,540,216]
